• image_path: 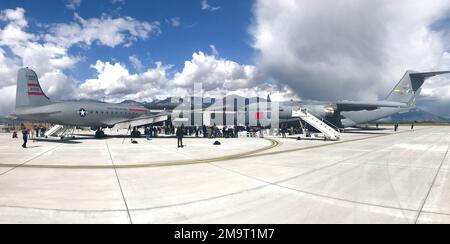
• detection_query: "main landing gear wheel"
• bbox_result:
[131,131,141,138]
[95,130,105,139]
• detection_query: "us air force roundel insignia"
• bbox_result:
[78,108,88,117]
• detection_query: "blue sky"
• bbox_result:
[0,0,255,81]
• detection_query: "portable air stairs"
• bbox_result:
[44,125,75,139]
[292,108,341,141]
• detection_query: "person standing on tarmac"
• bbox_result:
[21,123,29,148]
[176,124,185,148]
[202,125,207,138]
[34,125,39,138]
[144,127,151,140]
[281,123,287,138]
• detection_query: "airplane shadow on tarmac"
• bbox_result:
[342,130,392,135]
[24,145,42,148]
[33,138,83,144]
[73,134,196,139]
[33,134,208,144]
[32,134,136,143]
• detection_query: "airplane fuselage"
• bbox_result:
[276,102,410,128]
[13,102,150,128]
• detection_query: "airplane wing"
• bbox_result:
[112,112,170,130]
[336,101,409,111]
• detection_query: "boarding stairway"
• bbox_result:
[292,108,341,141]
[44,125,74,139]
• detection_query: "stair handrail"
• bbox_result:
[302,109,341,133]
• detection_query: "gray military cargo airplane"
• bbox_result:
[11,67,169,138]
[269,70,449,128]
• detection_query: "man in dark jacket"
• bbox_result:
[176,125,184,148]
[202,125,207,138]
[21,123,28,148]
[281,123,287,138]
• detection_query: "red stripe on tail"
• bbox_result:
[28,92,45,96]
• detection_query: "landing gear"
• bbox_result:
[95,130,105,139]
[131,130,141,138]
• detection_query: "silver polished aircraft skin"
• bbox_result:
[12,68,167,128]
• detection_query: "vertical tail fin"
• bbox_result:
[15,68,52,108]
[386,71,450,106]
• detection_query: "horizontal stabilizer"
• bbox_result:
[409,71,450,91]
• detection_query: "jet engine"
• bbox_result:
[323,105,335,117]
[308,104,336,118]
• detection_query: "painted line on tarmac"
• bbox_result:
[0,128,428,170]
[106,141,133,224]
[0,138,280,169]
[414,144,450,224]
[251,127,433,158]
[207,129,438,222]
[0,144,63,177]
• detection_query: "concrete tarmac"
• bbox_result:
[0,126,448,224]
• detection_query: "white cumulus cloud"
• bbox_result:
[75,50,290,103]
[78,60,170,102]
[250,0,450,111]
[172,51,259,90]
[129,55,144,71]
[0,8,162,115]
[44,13,160,48]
